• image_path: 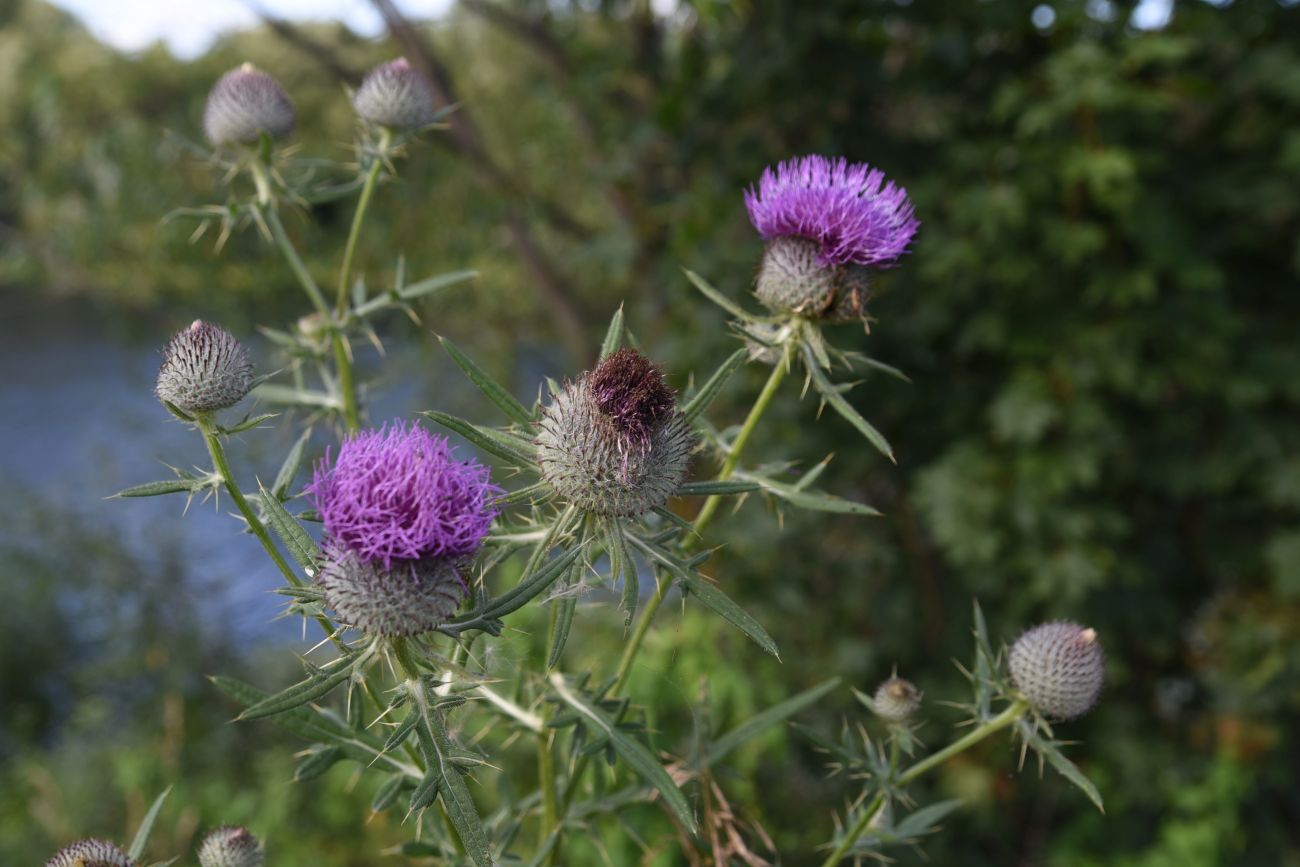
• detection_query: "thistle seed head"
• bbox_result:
[155,320,254,414]
[1009,621,1105,721]
[45,839,134,867]
[203,63,295,146]
[317,541,466,637]
[871,676,922,723]
[353,58,437,130]
[537,351,694,517]
[197,826,264,867]
[754,236,872,321]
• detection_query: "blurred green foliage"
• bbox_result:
[2,0,1299,864]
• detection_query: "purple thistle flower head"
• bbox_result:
[587,349,675,452]
[308,421,500,569]
[745,155,918,268]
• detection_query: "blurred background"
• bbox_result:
[2,0,1298,863]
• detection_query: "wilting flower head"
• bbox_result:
[45,839,134,867]
[204,63,295,146]
[745,155,918,320]
[870,676,922,723]
[354,58,437,130]
[537,349,694,517]
[308,421,499,569]
[197,826,264,867]
[155,320,255,414]
[1009,621,1105,721]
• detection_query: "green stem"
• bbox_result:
[197,415,300,588]
[538,726,559,863]
[897,700,1028,787]
[252,161,362,432]
[609,343,794,696]
[819,791,886,867]
[336,127,390,316]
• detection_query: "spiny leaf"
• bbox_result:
[683,268,757,321]
[440,336,534,426]
[273,424,314,499]
[735,470,881,516]
[399,269,478,301]
[600,306,626,359]
[547,560,583,669]
[112,478,210,498]
[257,480,321,575]
[677,479,761,496]
[127,787,172,860]
[238,662,354,720]
[707,678,840,764]
[803,343,895,462]
[682,348,748,423]
[219,412,278,434]
[422,410,537,466]
[550,673,697,836]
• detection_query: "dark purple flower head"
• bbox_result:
[588,349,675,451]
[744,155,918,267]
[308,421,499,569]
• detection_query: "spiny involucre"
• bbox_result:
[745,155,918,321]
[317,540,467,637]
[354,58,438,130]
[537,349,694,517]
[197,826,264,867]
[155,320,254,414]
[1009,621,1105,721]
[871,676,922,723]
[204,63,294,146]
[45,839,134,867]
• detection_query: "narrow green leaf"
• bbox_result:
[239,663,353,720]
[127,787,172,860]
[707,678,840,764]
[252,384,341,410]
[422,411,537,466]
[113,478,207,498]
[892,800,964,838]
[258,481,321,575]
[400,269,478,301]
[682,348,747,424]
[626,536,779,658]
[371,774,406,812]
[803,343,895,462]
[219,412,278,434]
[547,595,577,670]
[273,425,314,499]
[683,268,754,321]
[384,713,419,754]
[608,519,638,628]
[439,336,534,426]
[549,673,697,836]
[600,306,626,359]
[735,471,881,516]
[472,546,583,622]
[677,479,761,496]
[294,746,343,781]
[1039,741,1105,812]
[421,711,493,866]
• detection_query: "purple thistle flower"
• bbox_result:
[308,421,499,570]
[587,349,675,453]
[744,155,918,267]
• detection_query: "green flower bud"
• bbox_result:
[871,676,922,722]
[353,58,437,130]
[197,826,264,867]
[204,63,295,146]
[155,320,254,414]
[1009,621,1105,720]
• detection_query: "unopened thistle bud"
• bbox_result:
[354,58,437,130]
[1009,621,1105,721]
[308,422,499,636]
[745,155,918,321]
[204,63,295,146]
[871,676,922,723]
[155,320,254,414]
[537,349,694,517]
[45,839,134,867]
[197,826,264,867]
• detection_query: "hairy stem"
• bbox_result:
[336,127,391,316]
[897,700,1028,786]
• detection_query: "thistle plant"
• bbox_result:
[100,59,1110,864]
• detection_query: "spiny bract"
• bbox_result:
[353,58,437,130]
[317,541,466,637]
[754,236,873,321]
[1008,621,1105,721]
[537,350,694,517]
[45,839,134,867]
[197,826,264,867]
[203,63,294,146]
[155,320,254,414]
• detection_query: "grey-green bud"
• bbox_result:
[197,826,264,867]
[353,58,437,130]
[204,63,295,146]
[155,320,254,414]
[754,236,870,321]
[1009,621,1105,720]
[871,676,922,722]
[318,543,466,638]
[45,839,134,867]
[537,350,694,517]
